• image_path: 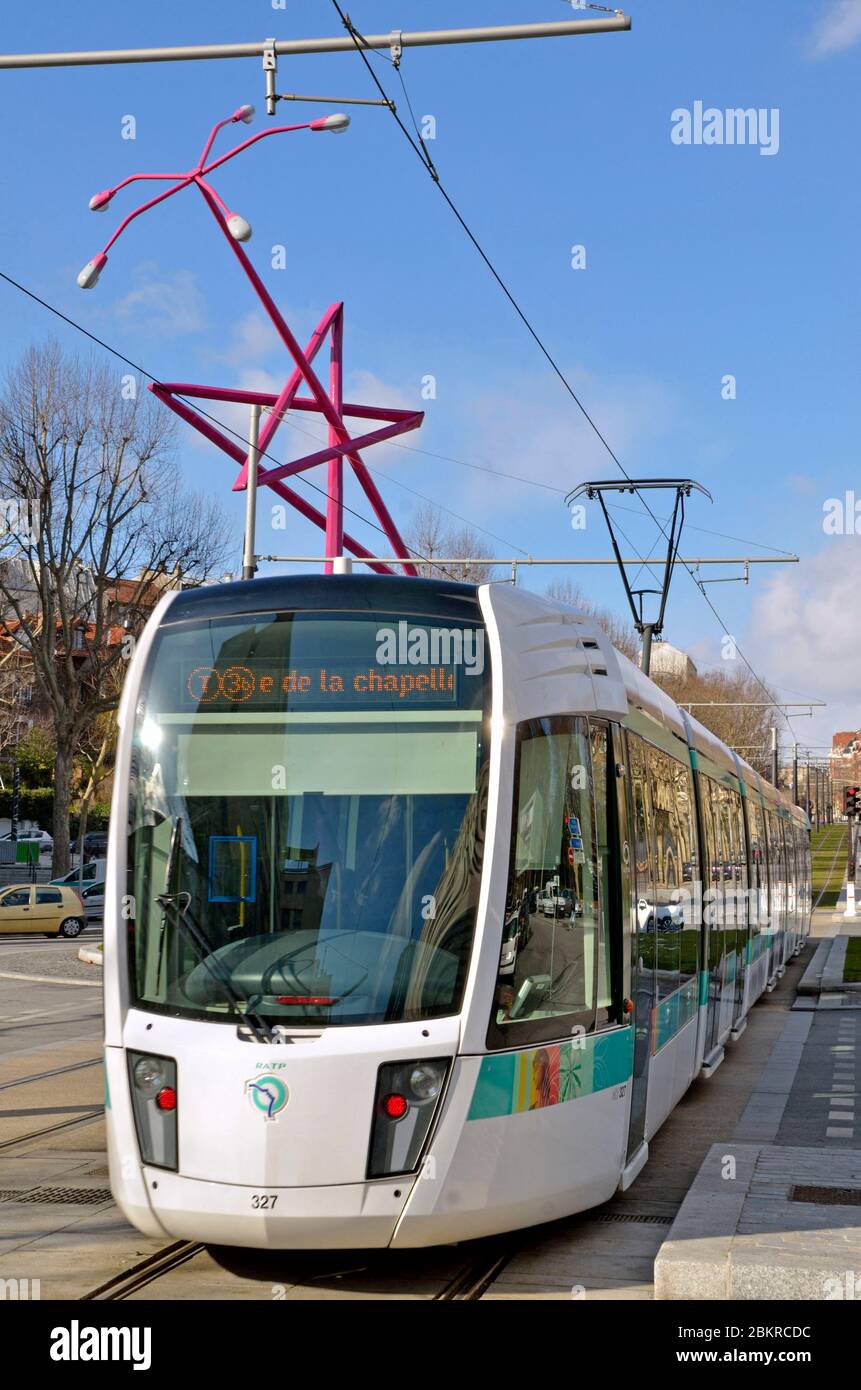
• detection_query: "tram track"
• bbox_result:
[0,1057,101,1092]
[78,1233,519,1302]
[433,1239,518,1300]
[0,1108,103,1152]
[812,829,847,911]
[81,1241,205,1301]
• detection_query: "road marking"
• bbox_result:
[826,1126,854,1138]
[0,971,101,988]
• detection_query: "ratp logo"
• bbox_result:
[246,1073,289,1120]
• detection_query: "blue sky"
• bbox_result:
[1,0,860,750]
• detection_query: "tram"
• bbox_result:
[103,574,810,1248]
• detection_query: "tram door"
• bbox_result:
[626,735,655,1161]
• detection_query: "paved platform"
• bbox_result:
[655,1143,861,1299]
[655,907,861,1300]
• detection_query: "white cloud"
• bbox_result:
[110,263,207,338]
[218,312,283,366]
[428,367,678,549]
[748,537,861,746]
[807,0,861,58]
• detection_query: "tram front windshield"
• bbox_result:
[126,607,490,1026]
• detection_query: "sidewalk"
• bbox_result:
[654,901,861,1299]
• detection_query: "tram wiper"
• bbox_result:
[156,817,276,1044]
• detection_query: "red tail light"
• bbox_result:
[382,1093,408,1119]
[156,1086,177,1112]
[275,995,339,1005]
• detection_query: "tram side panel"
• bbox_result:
[396,707,634,1246]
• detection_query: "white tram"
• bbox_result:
[104,576,810,1248]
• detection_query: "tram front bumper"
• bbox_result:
[138,1168,412,1250]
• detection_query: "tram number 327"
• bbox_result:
[251,1194,279,1210]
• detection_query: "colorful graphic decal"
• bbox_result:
[245,1073,289,1121]
[467,1026,633,1121]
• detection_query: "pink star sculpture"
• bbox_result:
[78,103,423,575]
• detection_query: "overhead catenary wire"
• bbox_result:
[329,0,803,741]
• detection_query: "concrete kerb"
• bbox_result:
[820,935,861,992]
[655,1143,861,1300]
[796,938,833,995]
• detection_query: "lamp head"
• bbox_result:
[77,253,108,289]
[233,104,255,124]
[89,190,113,212]
[227,212,253,243]
[310,113,351,134]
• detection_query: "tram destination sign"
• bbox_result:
[179,659,464,710]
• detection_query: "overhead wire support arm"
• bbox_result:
[272,92,395,110]
[0,17,632,71]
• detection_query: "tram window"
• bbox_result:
[791,821,799,934]
[726,784,748,944]
[590,723,613,1017]
[488,715,613,1050]
[125,607,492,1026]
[699,776,725,995]
[747,799,768,941]
[767,810,785,939]
[644,743,697,1006]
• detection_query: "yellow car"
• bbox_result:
[0,883,86,938]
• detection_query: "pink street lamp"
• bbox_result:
[76,105,420,575]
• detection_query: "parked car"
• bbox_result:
[637,897,684,932]
[499,911,521,977]
[70,830,109,858]
[0,827,53,852]
[79,879,105,921]
[499,892,534,976]
[51,859,107,889]
[538,886,579,920]
[0,883,85,937]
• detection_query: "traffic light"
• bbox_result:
[845,786,859,819]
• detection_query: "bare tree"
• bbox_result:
[544,579,782,774]
[407,502,499,583]
[657,666,780,781]
[0,342,236,873]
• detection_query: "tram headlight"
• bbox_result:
[367,1058,449,1179]
[133,1056,167,1098]
[127,1051,178,1171]
[408,1063,443,1103]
